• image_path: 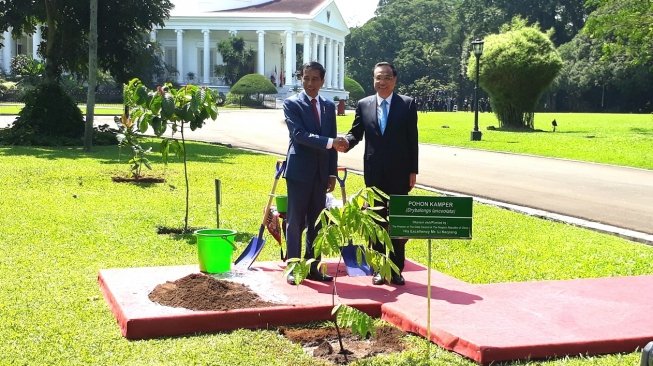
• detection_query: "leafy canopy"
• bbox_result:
[215,36,256,86]
[0,0,172,84]
[584,0,653,71]
[468,18,562,129]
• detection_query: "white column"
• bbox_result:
[333,41,339,90]
[284,31,293,87]
[325,38,333,88]
[257,30,265,75]
[32,26,42,60]
[319,36,326,67]
[202,29,210,84]
[175,29,184,84]
[312,34,319,62]
[339,41,345,90]
[291,32,297,79]
[302,32,311,65]
[149,29,157,42]
[2,30,13,74]
[330,40,338,89]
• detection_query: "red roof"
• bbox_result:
[219,0,328,15]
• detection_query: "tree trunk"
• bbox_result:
[44,0,59,83]
[84,0,98,152]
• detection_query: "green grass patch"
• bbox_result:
[337,112,653,170]
[0,142,650,365]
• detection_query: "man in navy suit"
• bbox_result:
[283,61,348,285]
[338,62,419,286]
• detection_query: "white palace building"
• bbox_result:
[1,0,351,99]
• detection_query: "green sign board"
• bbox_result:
[388,195,473,239]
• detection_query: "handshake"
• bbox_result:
[333,136,349,152]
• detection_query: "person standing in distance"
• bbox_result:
[283,61,349,285]
[336,61,418,285]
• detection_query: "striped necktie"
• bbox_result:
[311,98,320,128]
[380,99,388,134]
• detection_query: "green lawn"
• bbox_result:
[0,142,649,365]
[337,112,653,170]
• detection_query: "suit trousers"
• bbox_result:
[285,177,325,268]
[371,198,407,274]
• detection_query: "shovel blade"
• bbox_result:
[234,236,266,269]
[341,243,373,276]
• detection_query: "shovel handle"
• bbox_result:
[275,160,287,179]
[336,167,347,204]
[336,166,347,187]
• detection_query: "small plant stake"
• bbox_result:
[215,179,221,228]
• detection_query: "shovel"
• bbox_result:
[234,159,287,269]
[336,167,373,276]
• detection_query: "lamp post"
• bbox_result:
[471,38,484,141]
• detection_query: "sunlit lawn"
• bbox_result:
[338,111,653,170]
[0,141,650,365]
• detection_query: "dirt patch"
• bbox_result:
[112,176,165,183]
[148,273,277,311]
[156,226,203,235]
[148,273,409,364]
[279,324,408,365]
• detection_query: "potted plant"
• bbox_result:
[284,186,399,358]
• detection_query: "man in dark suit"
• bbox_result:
[338,61,419,286]
[283,61,348,285]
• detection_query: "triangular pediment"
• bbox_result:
[313,2,348,32]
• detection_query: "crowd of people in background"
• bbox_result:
[414,91,491,113]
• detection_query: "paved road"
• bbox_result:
[2,110,651,243]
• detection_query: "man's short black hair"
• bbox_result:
[374,61,397,77]
[301,61,326,80]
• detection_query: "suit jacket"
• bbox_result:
[283,91,338,186]
[345,93,418,195]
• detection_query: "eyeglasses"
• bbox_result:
[374,75,395,81]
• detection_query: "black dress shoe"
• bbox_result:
[372,273,385,285]
[390,274,405,286]
[286,273,296,285]
[307,270,333,282]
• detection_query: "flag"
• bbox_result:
[265,206,282,244]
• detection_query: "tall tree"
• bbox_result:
[471,18,562,129]
[346,0,456,94]
[584,0,653,71]
[84,0,98,151]
[215,36,256,86]
[0,0,172,84]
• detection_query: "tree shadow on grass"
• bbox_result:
[0,139,263,164]
[631,127,653,136]
[159,227,255,246]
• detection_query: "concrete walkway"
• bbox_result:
[2,110,651,242]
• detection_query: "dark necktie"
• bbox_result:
[311,98,320,128]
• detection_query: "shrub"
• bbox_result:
[1,82,84,146]
[344,77,365,103]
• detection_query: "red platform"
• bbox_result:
[98,260,653,365]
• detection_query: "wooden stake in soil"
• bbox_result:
[215,179,221,228]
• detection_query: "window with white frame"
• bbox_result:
[197,48,216,81]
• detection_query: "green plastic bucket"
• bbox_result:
[275,195,288,213]
[194,229,237,274]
